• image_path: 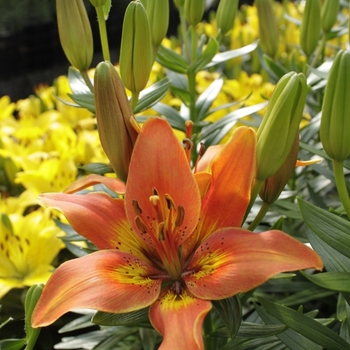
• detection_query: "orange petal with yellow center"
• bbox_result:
[64,174,125,194]
[39,193,148,259]
[184,228,323,300]
[201,127,256,231]
[149,288,212,350]
[125,118,201,249]
[32,250,162,328]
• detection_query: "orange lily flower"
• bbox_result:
[32,118,322,349]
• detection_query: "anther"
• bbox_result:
[132,199,143,216]
[175,205,185,227]
[135,216,148,234]
[165,194,175,210]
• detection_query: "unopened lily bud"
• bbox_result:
[256,72,307,181]
[300,0,321,57]
[90,0,108,6]
[184,0,205,26]
[26,284,43,341]
[56,0,93,70]
[173,0,185,8]
[255,0,279,58]
[119,0,153,93]
[321,0,339,34]
[216,0,238,35]
[142,0,169,49]
[320,50,350,162]
[94,61,139,182]
[259,132,299,204]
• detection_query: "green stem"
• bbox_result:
[130,91,140,111]
[248,201,271,231]
[188,71,197,123]
[332,159,350,219]
[80,70,94,93]
[95,5,111,62]
[243,178,264,224]
[179,7,191,63]
[190,24,197,62]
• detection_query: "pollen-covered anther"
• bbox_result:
[175,205,185,227]
[135,216,148,234]
[182,138,193,151]
[132,199,143,216]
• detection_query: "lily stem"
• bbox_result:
[179,6,191,63]
[243,178,264,224]
[95,5,111,62]
[130,92,140,112]
[332,159,350,219]
[248,201,271,231]
[80,70,94,93]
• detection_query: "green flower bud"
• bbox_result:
[320,50,350,162]
[119,0,153,93]
[259,132,299,204]
[321,0,339,34]
[142,0,169,48]
[26,284,43,345]
[255,0,279,58]
[56,0,93,70]
[299,0,321,57]
[173,0,185,8]
[216,0,239,35]
[256,72,307,181]
[184,0,205,26]
[94,61,139,182]
[90,0,108,6]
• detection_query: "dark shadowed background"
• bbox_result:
[0,0,254,101]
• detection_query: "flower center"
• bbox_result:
[132,188,185,280]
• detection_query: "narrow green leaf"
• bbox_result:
[0,339,26,350]
[256,303,322,350]
[139,328,159,350]
[59,314,95,333]
[170,85,193,106]
[156,45,188,74]
[258,297,350,350]
[149,103,186,131]
[68,67,91,94]
[302,272,350,293]
[212,296,242,339]
[222,336,280,350]
[263,55,289,80]
[204,41,258,69]
[298,198,350,259]
[196,77,224,121]
[188,37,219,73]
[92,308,149,327]
[68,92,95,113]
[134,77,170,114]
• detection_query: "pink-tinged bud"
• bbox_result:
[94,61,139,182]
[255,0,279,58]
[56,0,93,70]
[259,132,299,204]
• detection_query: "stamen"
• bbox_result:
[158,222,165,241]
[132,199,142,216]
[175,205,185,227]
[135,216,148,234]
[165,194,175,210]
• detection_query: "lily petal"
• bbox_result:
[195,145,223,173]
[184,228,323,300]
[32,250,162,327]
[39,193,146,258]
[200,127,256,234]
[125,118,201,249]
[64,174,126,194]
[149,289,212,350]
